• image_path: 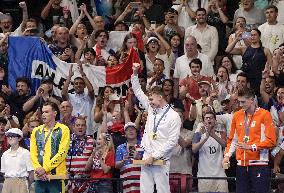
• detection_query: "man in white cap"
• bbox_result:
[1,128,34,193]
[116,122,143,193]
[131,62,181,193]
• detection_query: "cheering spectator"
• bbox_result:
[5,77,31,126]
[61,63,95,135]
[233,0,265,30]
[145,33,173,78]
[258,5,284,53]
[66,116,94,193]
[115,122,143,193]
[215,66,234,101]
[156,8,185,41]
[170,106,194,193]
[86,132,115,193]
[185,8,219,61]
[147,58,167,89]
[173,36,214,97]
[271,44,284,87]
[23,76,62,114]
[219,54,242,83]
[48,26,75,63]
[59,101,76,132]
[228,16,248,69]
[226,28,272,96]
[192,111,228,192]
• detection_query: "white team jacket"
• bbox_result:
[131,75,181,161]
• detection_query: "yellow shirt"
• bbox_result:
[30,122,70,175]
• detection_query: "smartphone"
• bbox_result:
[241,32,251,39]
[150,21,156,29]
[128,146,136,158]
[29,28,38,34]
[109,93,120,101]
[129,2,140,9]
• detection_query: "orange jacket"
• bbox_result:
[225,107,276,166]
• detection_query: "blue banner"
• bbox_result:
[8,37,57,94]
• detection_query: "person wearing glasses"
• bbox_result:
[1,128,34,193]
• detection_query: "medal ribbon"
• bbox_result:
[153,105,171,134]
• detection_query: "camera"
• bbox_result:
[128,146,136,158]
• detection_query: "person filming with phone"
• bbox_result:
[225,28,272,96]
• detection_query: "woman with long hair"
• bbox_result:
[215,66,234,101]
[226,28,272,96]
[86,132,115,193]
[228,16,247,69]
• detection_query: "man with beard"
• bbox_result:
[259,69,276,110]
[30,101,70,193]
[61,63,94,135]
[185,8,218,61]
[5,77,31,126]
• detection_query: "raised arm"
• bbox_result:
[78,63,94,100]
[225,31,245,55]
[131,63,149,111]
[41,0,55,20]
[61,64,73,101]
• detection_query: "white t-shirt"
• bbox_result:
[1,147,33,177]
[258,22,284,53]
[196,130,226,177]
[173,53,214,79]
[185,24,219,61]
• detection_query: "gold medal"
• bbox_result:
[243,135,250,143]
[152,133,157,140]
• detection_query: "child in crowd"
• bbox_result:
[1,128,33,193]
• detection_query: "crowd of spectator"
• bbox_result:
[1,0,284,192]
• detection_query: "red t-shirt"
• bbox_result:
[179,75,213,117]
[90,150,115,179]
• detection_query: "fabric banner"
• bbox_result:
[8,37,139,96]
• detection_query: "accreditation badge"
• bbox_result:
[40,150,44,156]
[243,135,250,143]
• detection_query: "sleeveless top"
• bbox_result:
[242,46,266,95]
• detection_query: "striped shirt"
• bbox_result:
[66,134,94,175]
[116,143,143,193]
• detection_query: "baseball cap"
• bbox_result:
[41,76,53,84]
[5,128,23,138]
[124,122,137,131]
[146,37,160,45]
[198,80,211,87]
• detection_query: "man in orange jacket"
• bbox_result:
[223,88,276,193]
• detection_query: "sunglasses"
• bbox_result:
[6,133,21,138]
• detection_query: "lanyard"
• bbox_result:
[42,128,53,152]
[153,105,171,134]
[244,111,255,136]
